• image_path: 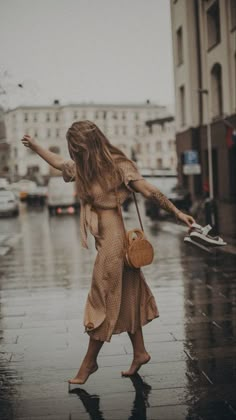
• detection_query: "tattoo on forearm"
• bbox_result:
[150,188,178,215]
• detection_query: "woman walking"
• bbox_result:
[21,120,195,385]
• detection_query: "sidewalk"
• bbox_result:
[0,210,236,419]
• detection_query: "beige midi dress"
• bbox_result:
[62,157,159,342]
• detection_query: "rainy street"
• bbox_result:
[0,200,236,420]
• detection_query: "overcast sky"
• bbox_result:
[0,0,175,109]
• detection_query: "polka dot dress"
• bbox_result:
[62,157,159,342]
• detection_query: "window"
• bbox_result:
[94,111,99,119]
[156,142,162,151]
[24,113,28,122]
[134,112,139,120]
[122,111,126,120]
[157,158,163,169]
[14,147,17,158]
[211,63,223,117]
[49,146,60,154]
[27,165,39,176]
[56,128,60,137]
[114,126,119,135]
[176,26,183,65]
[207,1,221,50]
[34,130,38,138]
[46,113,50,122]
[148,125,153,134]
[103,111,107,119]
[170,157,175,167]
[135,126,140,135]
[82,111,87,119]
[47,129,51,137]
[74,111,78,120]
[113,112,117,119]
[230,0,236,30]
[33,113,37,122]
[55,112,59,122]
[122,126,126,135]
[136,143,141,153]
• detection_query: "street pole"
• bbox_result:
[205,91,214,201]
[197,88,217,229]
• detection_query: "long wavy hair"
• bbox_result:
[66,120,132,201]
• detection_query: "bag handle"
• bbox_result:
[127,229,145,244]
[132,192,144,231]
[115,189,144,232]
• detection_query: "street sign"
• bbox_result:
[184,150,199,165]
[183,163,201,175]
[183,150,201,174]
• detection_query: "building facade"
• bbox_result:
[135,116,177,171]
[4,101,170,180]
[171,0,236,239]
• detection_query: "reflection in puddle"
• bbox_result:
[69,373,152,420]
[128,374,152,420]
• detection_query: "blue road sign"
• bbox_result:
[184,150,199,165]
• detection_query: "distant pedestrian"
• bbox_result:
[21,121,194,384]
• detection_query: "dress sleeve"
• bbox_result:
[118,159,144,192]
[61,159,76,182]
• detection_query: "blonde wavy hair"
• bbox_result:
[66,120,133,201]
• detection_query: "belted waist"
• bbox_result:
[80,202,118,249]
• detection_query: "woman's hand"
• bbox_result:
[21,135,37,151]
[176,210,195,227]
[20,136,65,170]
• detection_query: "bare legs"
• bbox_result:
[68,337,104,384]
[121,327,150,376]
[68,327,150,383]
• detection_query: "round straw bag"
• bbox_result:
[124,229,154,269]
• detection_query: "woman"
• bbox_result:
[21,120,195,385]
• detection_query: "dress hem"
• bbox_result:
[86,313,160,343]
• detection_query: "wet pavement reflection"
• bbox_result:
[0,201,236,419]
[69,373,151,420]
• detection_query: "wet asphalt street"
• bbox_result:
[0,201,236,420]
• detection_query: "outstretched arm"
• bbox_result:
[21,135,65,170]
[129,178,195,227]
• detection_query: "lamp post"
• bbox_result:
[198,89,214,199]
[197,88,218,231]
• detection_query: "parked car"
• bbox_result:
[47,176,79,216]
[0,188,19,217]
[26,186,48,207]
[8,179,37,201]
[143,176,191,220]
[0,178,9,189]
[167,185,192,212]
